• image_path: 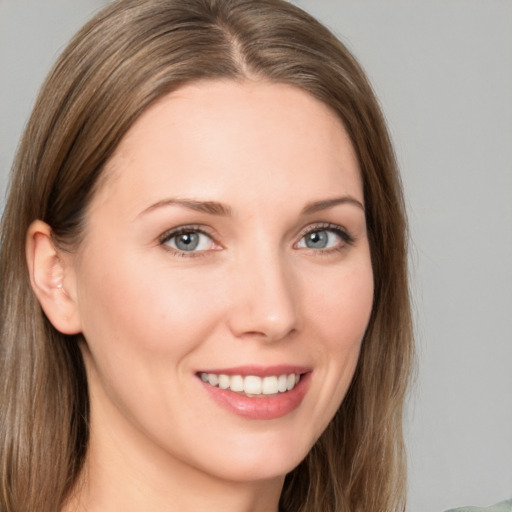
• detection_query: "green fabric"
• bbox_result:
[446,499,512,512]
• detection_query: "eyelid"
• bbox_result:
[295,222,355,248]
[158,224,208,243]
[158,224,221,255]
[156,222,354,257]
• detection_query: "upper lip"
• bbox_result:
[196,365,311,377]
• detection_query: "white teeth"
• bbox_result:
[230,375,244,392]
[244,376,262,395]
[218,374,230,390]
[277,374,288,392]
[207,373,219,386]
[200,372,301,396]
[262,376,278,395]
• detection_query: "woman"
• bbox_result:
[0,1,413,511]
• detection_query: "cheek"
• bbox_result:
[307,259,374,347]
[284,256,373,444]
[76,250,225,370]
[310,258,373,386]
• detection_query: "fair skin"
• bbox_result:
[27,80,374,512]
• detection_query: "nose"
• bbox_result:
[226,251,299,343]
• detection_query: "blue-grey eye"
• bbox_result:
[297,229,342,250]
[164,231,215,252]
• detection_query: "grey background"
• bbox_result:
[1,1,511,511]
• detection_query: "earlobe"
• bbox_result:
[26,220,82,335]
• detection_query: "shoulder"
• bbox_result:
[446,499,512,512]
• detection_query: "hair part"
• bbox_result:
[0,1,414,511]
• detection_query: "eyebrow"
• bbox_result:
[301,196,365,215]
[140,198,232,217]
[139,195,364,218]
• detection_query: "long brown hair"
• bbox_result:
[0,1,414,511]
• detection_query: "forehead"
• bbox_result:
[94,79,362,215]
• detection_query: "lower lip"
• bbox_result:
[199,373,311,420]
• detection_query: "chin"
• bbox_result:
[192,430,313,484]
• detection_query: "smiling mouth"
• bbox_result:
[199,372,301,397]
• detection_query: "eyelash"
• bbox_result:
[157,222,355,257]
[158,225,218,258]
[296,223,355,254]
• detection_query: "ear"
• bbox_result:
[26,220,82,335]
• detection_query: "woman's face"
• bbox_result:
[69,80,373,484]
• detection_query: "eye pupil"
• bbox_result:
[306,231,328,249]
[175,232,199,251]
